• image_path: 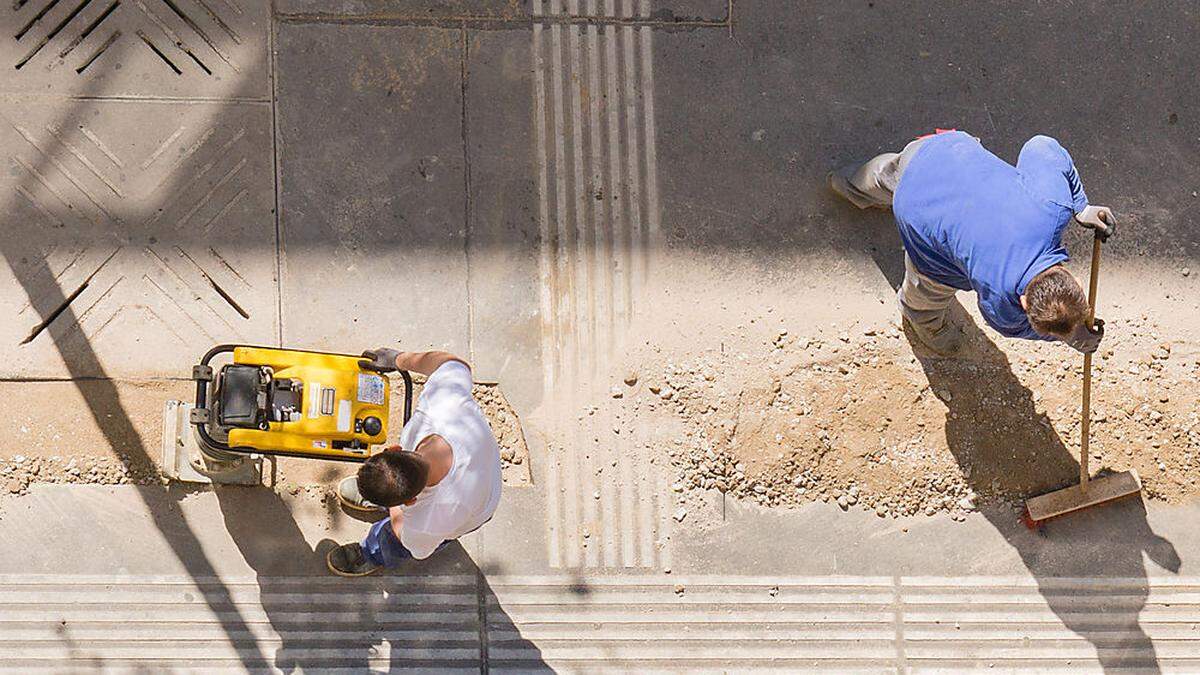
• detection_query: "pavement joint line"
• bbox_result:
[273,13,731,31]
[460,23,476,367]
[892,574,908,671]
[269,0,284,348]
[0,94,272,104]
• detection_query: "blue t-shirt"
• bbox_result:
[893,132,1089,340]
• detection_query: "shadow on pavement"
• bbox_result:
[909,300,1181,672]
[215,485,545,671]
[0,33,279,670]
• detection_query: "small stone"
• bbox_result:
[610,386,623,399]
[6,480,20,494]
[837,495,849,510]
[672,507,688,523]
[1184,268,1191,277]
[768,586,779,597]
[674,584,686,596]
[672,482,684,492]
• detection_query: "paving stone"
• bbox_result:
[0,0,269,98]
[275,23,470,357]
[0,99,277,378]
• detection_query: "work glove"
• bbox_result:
[359,347,402,373]
[1065,317,1104,355]
[1075,205,1116,242]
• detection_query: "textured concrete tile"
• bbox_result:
[0,0,269,98]
[275,23,470,355]
[0,99,278,378]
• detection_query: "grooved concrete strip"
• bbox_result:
[5,574,1200,671]
[1,0,269,98]
[531,0,671,573]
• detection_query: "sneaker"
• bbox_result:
[337,475,384,513]
[326,543,382,577]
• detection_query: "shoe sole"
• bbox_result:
[325,550,382,578]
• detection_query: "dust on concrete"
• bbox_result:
[633,318,1200,527]
[575,256,1200,529]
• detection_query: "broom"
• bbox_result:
[1023,229,1142,527]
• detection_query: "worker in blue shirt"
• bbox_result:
[829,130,1115,356]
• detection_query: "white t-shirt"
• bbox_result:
[397,361,502,559]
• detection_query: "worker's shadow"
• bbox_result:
[214,485,363,672]
[908,300,1181,673]
[215,484,546,671]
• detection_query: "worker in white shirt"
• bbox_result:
[326,348,502,576]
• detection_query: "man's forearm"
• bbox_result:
[394,351,468,376]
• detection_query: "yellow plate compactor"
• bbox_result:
[163,345,412,484]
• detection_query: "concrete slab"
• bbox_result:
[1,0,269,98]
[649,0,1200,267]
[0,99,278,378]
[463,29,544,410]
[4,485,1200,671]
[275,0,729,23]
[275,23,471,356]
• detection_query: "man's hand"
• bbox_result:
[1075,205,1116,241]
[359,347,402,372]
[1065,317,1104,354]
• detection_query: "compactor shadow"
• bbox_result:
[215,485,545,671]
[907,300,1180,673]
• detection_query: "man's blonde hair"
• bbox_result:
[1025,265,1088,337]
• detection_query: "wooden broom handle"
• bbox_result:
[1079,233,1102,489]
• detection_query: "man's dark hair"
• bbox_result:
[357,451,429,507]
[1025,265,1088,337]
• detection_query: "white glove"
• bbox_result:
[1075,205,1116,241]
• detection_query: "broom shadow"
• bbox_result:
[908,299,1180,673]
